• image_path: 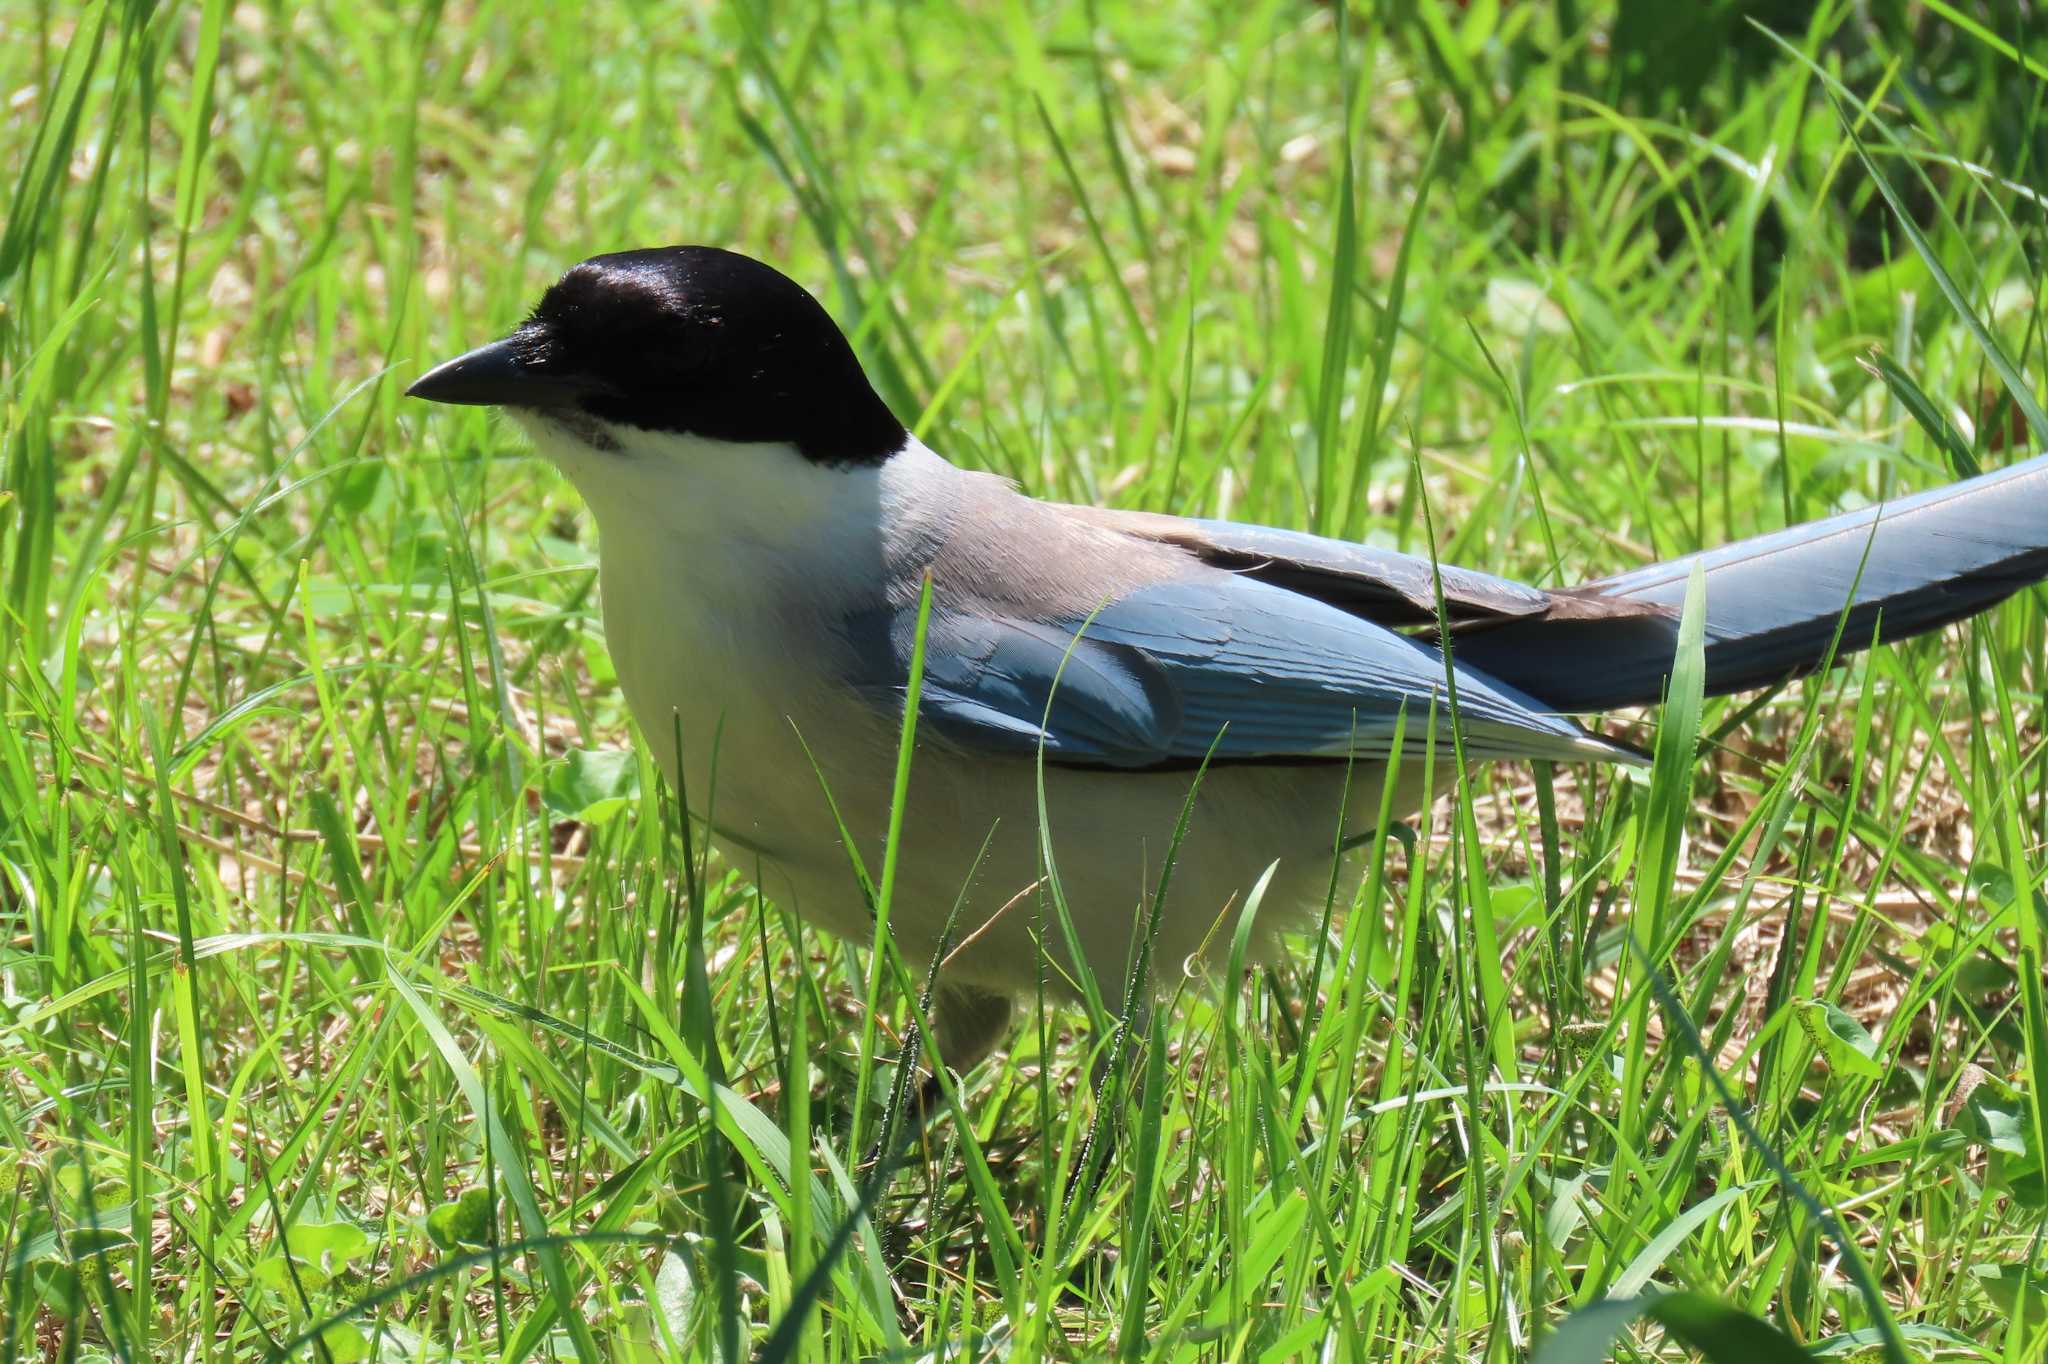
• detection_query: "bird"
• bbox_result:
[408,244,2048,1076]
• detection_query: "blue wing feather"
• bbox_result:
[1455,450,2048,710]
[852,571,1633,769]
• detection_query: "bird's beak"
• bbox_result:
[406,335,590,408]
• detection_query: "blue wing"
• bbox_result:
[856,447,2048,752]
[845,572,1636,770]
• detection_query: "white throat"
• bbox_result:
[514,410,964,723]
[515,415,957,605]
[508,413,971,867]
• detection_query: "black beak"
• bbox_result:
[406,336,592,408]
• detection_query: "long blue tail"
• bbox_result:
[1453,452,2048,713]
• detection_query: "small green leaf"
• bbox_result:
[1956,950,2017,1000]
[7,1223,57,1271]
[63,1224,131,1259]
[316,1322,370,1363]
[31,1264,82,1318]
[1796,1001,1884,1079]
[253,1253,327,1292]
[253,1216,376,1292]
[649,1248,698,1356]
[2001,1155,2048,1209]
[1537,1290,1812,1364]
[1537,1167,1596,1253]
[1972,1264,2048,1323]
[285,1217,374,1267]
[1490,882,1545,935]
[619,1246,705,1360]
[1960,1089,2031,1157]
[542,748,642,825]
[1969,864,2017,912]
[336,460,385,516]
[424,1186,494,1251]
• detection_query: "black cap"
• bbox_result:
[408,246,908,467]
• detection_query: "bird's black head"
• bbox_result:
[408,246,908,467]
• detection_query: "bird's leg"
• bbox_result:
[866,984,1013,1174]
[918,985,1014,1112]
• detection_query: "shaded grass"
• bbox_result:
[1,0,2046,1359]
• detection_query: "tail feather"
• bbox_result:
[1453,452,2048,713]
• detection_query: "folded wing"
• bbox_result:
[845,571,1636,771]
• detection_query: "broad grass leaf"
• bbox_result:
[424,1186,494,1251]
[1537,1290,1811,1364]
[541,748,641,824]
[1796,1001,1885,1080]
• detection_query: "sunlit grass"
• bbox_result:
[1,1,2044,1360]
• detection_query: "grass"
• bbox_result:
[1,0,2045,1359]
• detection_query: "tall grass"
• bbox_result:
[1,1,2044,1359]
